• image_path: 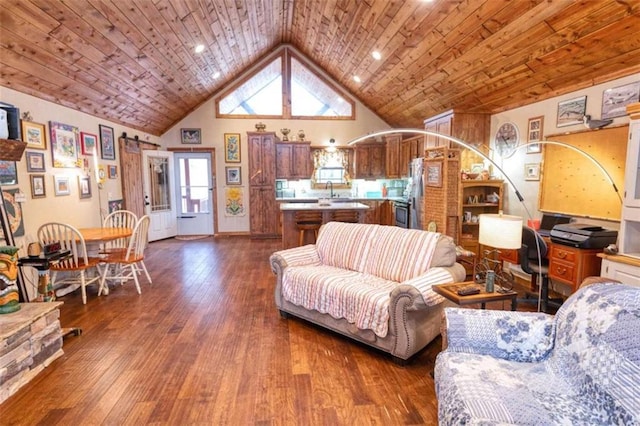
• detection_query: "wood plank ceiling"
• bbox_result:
[1,0,639,136]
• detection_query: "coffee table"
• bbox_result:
[433,281,518,311]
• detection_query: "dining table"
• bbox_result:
[78,227,133,244]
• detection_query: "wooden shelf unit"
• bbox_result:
[459,180,504,258]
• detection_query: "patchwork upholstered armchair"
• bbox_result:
[434,281,640,425]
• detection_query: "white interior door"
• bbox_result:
[142,150,177,241]
[174,152,214,236]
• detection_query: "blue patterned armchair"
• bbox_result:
[434,282,640,425]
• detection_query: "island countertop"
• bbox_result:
[280,202,370,249]
[280,202,371,211]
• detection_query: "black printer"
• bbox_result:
[550,223,618,249]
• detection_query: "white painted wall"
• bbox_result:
[490,73,640,229]
[160,95,390,233]
[0,87,160,243]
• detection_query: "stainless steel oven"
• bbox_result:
[393,199,410,228]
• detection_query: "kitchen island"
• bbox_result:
[280,202,370,249]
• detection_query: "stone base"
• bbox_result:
[0,302,64,403]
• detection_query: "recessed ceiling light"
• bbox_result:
[372,51,382,60]
[353,75,361,83]
[212,71,221,79]
[195,44,205,53]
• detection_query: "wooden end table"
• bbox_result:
[433,281,518,311]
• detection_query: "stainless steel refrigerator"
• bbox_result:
[409,158,424,229]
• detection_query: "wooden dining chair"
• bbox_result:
[102,210,138,251]
[98,215,152,296]
[37,222,103,305]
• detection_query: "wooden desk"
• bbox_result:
[432,281,518,311]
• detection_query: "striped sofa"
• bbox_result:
[270,221,466,362]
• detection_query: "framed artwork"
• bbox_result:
[49,121,80,168]
[425,160,443,187]
[526,116,543,153]
[108,199,123,213]
[26,151,46,172]
[0,161,18,185]
[53,175,71,196]
[601,81,640,119]
[30,174,46,198]
[78,176,91,199]
[224,133,241,163]
[99,124,116,160]
[0,188,25,238]
[556,96,587,127]
[108,165,117,179]
[524,163,541,181]
[80,131,98,155]
[181,128,201,144]
[21,120,47,150]
[225,166,242,185]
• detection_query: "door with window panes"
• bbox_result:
[174,152,214,236]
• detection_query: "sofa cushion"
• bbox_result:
[281,264,397,337]
[315,222,377,273]
[363,225,440,282]
[436,351,636,425]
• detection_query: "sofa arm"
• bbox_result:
[401,267,456,307]
[443,307,555,362]
[270,245,321,272]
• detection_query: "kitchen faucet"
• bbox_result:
[325,181,334,198]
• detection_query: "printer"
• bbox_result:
[550,223,618,249]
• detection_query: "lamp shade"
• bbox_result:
[478,214,523,249]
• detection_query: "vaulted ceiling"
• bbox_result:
[1,0,639,136]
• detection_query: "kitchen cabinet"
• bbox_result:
[276,142,312,179]
[384,134,401,178]
[599,254,640,287]
[355,144,385,179]
[248,131,278,238]
[379,200,393,225]
[459,180,504,256]
[400,135,424,177]
[424,110,490,172]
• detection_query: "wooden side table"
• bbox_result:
[433,281,518,311]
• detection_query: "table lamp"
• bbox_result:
[478,213,523,249]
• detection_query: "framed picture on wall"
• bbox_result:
[80,132,98,155]
[526,116,543,153]
[524,163,541,181]
[78,176,92,199]
[49,121,80,168]
[53,175,71,196]
[99,124,116,160]
[225,166,241,185]
[425,160,443,187]
[556,96,587,127]
[0,161,17,185]
[181,128,201,144]
[21,120,47,150]
[30,174,46,198]
[108,165,117,179]
[601,81,640,119]
[26,151,46,172]
[224,133,241,163]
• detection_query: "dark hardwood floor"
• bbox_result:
[3,237,465,425]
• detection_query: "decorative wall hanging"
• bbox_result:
[425,160,443,187]
[224,187,245,216]
[524,163,541,181]
[181,128,201,144]
[108,199,123,213]
[108,165,117,179]
[526,116,543,153]
[20,120,47,150]
[224,133,241,163]
[99,124,116,160]
[556,96,587,127]
[49,121,80,167]
[0,188,24,238]
[80,131,98,155]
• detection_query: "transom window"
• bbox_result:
[216,46,354,120]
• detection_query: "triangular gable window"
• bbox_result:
[216,46,354,120]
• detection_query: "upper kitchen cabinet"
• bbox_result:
[276,141,312,179]
[384,134,402,178]
[400,135,425,176]
[424,110,490,172]
[355,143,385,179]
